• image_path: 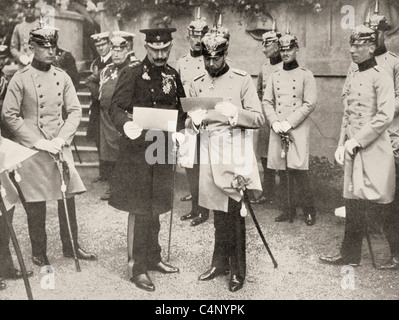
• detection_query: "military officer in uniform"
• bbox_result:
[2,26,97,267]
[10,0,39,67]
[109,26,184,292]
[176,8,210,226]
[187,20,264,292]
[320,24,395,267]
[86,32,113,182]
[262,28,317,226]
[251,21,283,205]
[98,36,134,201]
[111,31,139,64]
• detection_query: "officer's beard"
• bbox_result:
[205,62,226,78]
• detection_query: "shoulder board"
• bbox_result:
[300,67,308,71]
[374,65,382,72]
[54,66,66,73]
[18,65,30,74]
[179,53,188,59]
[232,68,247,76]
[128,60,142,68]
[193,73,206,81]
[389,51,398,58]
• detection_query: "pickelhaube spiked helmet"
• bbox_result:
[29,18,59,47]
[262,20,281,46]
[188,7,209,36]
[201,15,229,57]
[278,24,298,50]
[366,0,391,31]
[350,24,378,45]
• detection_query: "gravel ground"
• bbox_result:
[0,166,398,301]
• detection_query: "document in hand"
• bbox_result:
[0,138,37,173]
[180,97,223,112]
[133,107,178,132]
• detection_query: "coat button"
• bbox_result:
[293,87,296,89]
[57,82,60,85]
[54,73,56,76]
[358,113,362,116]
[40,105,44,108]
[278,96,281,98]
[358,93,361,96]
[358,103,361,106]
[40,124,43,128]
[58,93,61,96]
[153,102,156,105]
[151,89,154,92]
[37,84,41,88]
[277,88,280,90]
[293,95,296,98]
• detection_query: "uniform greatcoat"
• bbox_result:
[109,56,186,215]
[176,52,205,95]
[1,63,85,202]
[340,62,395,204]
[263,65,317,170]
[188,66,264,213]
[10,19,39,61]
[256,59,283,158]
[98,59,131,162]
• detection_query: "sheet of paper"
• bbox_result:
[181,97,223,112]
[133,107,178,132]
[0,138,37,173]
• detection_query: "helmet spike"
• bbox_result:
[217,14,222,28]
[197,7,201,20]
[374,0,379,14]
[39,14,45,28]
[365,8,371,27]
[285,22,290,35]
[271,19,276,32]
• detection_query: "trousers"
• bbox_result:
[0,207,15,277]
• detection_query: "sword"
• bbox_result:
[50,152,81,272]
[231,175,278,268]
[280,133,293,223]
[0,183,33,300]
[72,139,82,164]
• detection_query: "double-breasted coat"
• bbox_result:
[340,61,395,204]
[98,59,131,162]
[109,56,186,215]
[262,64,317,170]
[187,66,264,213]
[256,59,283,158]
[1,63,86,202]
[176,53,205,95]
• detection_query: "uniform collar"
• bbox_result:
[190,49,202,58]
[25,16,36,23]
[101,51,112,63]
[374,44,387,57]
[207,63,230,78]
[270,54,282,65]
[283,59,299,71]
[357,56,377,72]
[31,58,51,72]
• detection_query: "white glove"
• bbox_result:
[344,138,360,157]
[123,122,143,140]
[215,101,238,118]
[51,137,66,149]
[334,145,345,165]
[33,139,62,154]
[272,121,283,134]
[281,121,292,133]
[172,132,185,145]
[189,109,207,126]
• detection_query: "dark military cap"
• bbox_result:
[29,26,59,47]
[350,24,377,45]
[22,0,36,9]
[0,45,8,58]
[112,31,136,43]
[201,15,229,57]
[91,32,111,46]
[278,25,298,50]
[140,28,176,49]
[188,7,209,36]
[262,20,281,46]
[110,36,128,50]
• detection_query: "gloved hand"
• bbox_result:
[189,109,207,126]
[33,139,62,154]
[52,137,66,150]
[334,145,345,165]
[281,121,292,133]
[344,138,360,157]
[123,122,143,140]
[215,101,238,118]
[172,132,185,145]
[272,121,283,134]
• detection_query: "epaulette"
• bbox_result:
[54,66,66,73]
[18,65,30,74]
[300,67,308,71]
[179,53,188,60]
[374,65,382,72]
[389,51,398,58]
[193,72,206,81]
[128,60,142,68]
[232,68,247,76]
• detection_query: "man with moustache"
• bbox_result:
[187,19,264,292]
[2,26,97,267]
[109,25,185,292]
[320,24,395,267]
[251,21,283,205]
[262,28,317,226]
[176,8,210,226]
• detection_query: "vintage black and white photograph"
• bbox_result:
[0,0,398,304]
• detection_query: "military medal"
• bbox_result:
[161,72,175,94]
[111,68,118,80]
[209,78,216,91]
[142,65,150,80]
